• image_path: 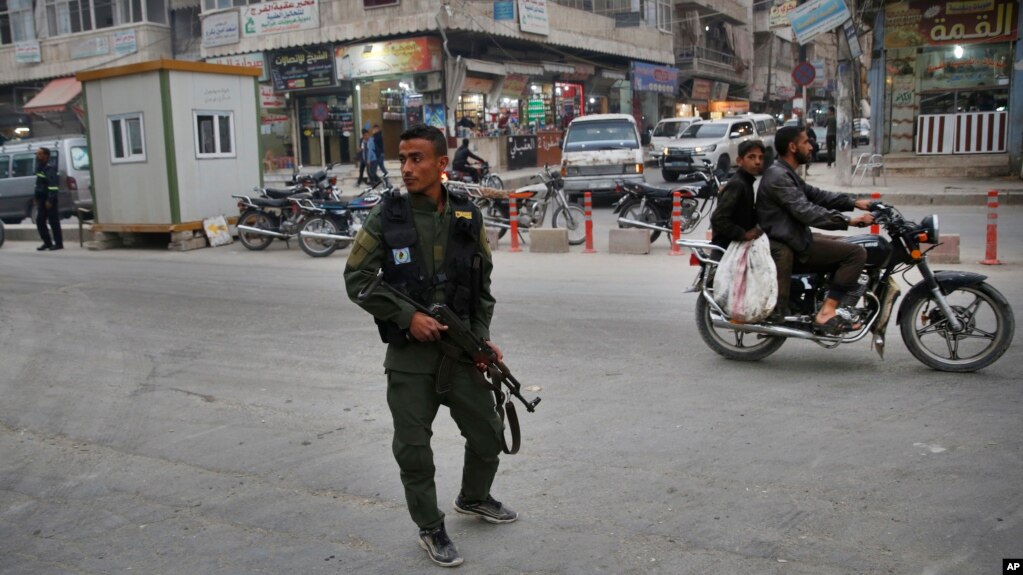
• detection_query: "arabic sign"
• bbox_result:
[536,131,562,166]
[113,30,138,56]
[506,135,538,170]
[15,41,41,64]
[260,85,287,108]
[207,53,268,81]
[518,0,549,35]
[788,0,851,45]
[919,42,1012,90]
[70,36,109,60]
[884,0,1017,48]
[268,46,334,91]
[335,37,442,80]
[501,74,528,97]
[691,78,712,101]
[811,59,827,88]
[242,0,319,37]
[770,0,798,28]
[203,11,240,47]
[494,0,515,20]
[631,62,679,95]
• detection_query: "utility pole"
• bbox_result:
[836,21,854,185]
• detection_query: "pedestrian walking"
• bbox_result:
[363,128,380,185]
[372,124,389,180]
[34,147,63,251]
[357,129,370,185]
[344,124,516,568]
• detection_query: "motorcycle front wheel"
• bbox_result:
[551,204,586,246]
[617,199,663,243]
[695,297,786,361]
[237,209,275,251]
[899,282,1015,372]
[300,216,348,258]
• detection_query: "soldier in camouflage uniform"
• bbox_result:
[344,124,517,568]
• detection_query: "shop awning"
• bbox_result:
[542,61,576,74]
[23,77,82,114]
[506,63,544,76]
[464,59,506,77]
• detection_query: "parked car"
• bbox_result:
[659,116,766,181]
[560,113,645,199]
[0,135,91,224]
[649,116,702,162]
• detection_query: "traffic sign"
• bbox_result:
[311,102,329,122]
[792,61,816,87]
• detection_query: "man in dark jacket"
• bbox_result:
[372,124,388,180]
[757,126,874,333]
[34,147,63,251]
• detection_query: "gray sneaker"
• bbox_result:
[453,494,518,524]
[418,524,463,568]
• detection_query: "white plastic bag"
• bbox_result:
[712,234,778,323]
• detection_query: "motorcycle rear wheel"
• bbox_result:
[478,198,510,240]
[299,216,347,258]
[695,296,786,361]
[551,204,587,245]
[237,209,275,251]
[899,282,1014,372]
[482,174,504,189]
[617,199,663,243]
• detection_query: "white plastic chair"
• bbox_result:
[852,153,887,186]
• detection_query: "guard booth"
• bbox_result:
[76,59,261,249]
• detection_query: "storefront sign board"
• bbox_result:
[710,81,729,101]
[260,85,286,108]
[631,62,679,95]
[884,0,1017,48]
[536,131,562,166]
[788,0,851,45]
[15,41,41,64]
[770,0,798,28]
[70,36,109,60]
[113,30,138,56]
[335,37,442,80]
[207,53,267,81]
[202,11,240,47]
[518,0,549,35]
[242,0,319,37]
[691,78,712,101]
[709,101,750,114]
[494,0,515,20]
[501,74,528,98]
[506,135,538,170]
[811,59,827,88]
[268,46,335,91]
[464,77,495,94]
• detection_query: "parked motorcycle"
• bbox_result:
[613,161,722,243]
[473,165,586,245]
[233,163,338,251]
[296,177,390,258]
[678,202,1014,372]
[446,162,504,189]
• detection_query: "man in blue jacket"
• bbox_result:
[34,147,63,251]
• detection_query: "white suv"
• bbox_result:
[659,116,774,181]
[649,117,702,162]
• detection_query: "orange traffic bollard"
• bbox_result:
[669,191,683,255]
[980,189,1002,265]
[509,194,521,253]
[583,192,596,254]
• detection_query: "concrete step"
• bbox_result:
[879,153,1011,178]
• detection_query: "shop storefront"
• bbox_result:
[882,0,1017,155]
[337,36,445,159]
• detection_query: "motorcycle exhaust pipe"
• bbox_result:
[710,316,816,340]
[617,218,671,234]
[237,225,289,239]
[299,231,354,242]
[483,218,511,230]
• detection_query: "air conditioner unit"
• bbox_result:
[413,72,442,93]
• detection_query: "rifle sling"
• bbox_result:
[437,340,521,455]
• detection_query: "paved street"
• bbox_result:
[1,198,1022,574]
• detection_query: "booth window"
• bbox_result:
[195,111,235,158]
[109,113,146,163]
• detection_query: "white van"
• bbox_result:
[560,113,644,199]
[0,135,92,223]
[650,117,702,161]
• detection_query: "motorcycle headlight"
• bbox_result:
[917,214,939,244]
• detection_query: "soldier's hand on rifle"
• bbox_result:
[476,341,503,371]
[409,311,447,342]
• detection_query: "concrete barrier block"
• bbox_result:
[529,228,569,253]
[485,227,501,251]
[923,233,960,264]
[609,228,651,254]
[168,236,208,252]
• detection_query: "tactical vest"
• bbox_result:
[376,188,483,344]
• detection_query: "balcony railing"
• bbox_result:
[677,46,736,68]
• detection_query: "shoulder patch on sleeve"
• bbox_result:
[347,228,379,269]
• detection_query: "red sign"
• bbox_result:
[792,61,816,86]
[885,0,1018,48]
[312,102,329,122]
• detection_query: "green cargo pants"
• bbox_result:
[386,365,505,529]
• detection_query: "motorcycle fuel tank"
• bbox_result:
[845,234,893,268]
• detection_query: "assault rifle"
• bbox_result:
[357,270,540,453]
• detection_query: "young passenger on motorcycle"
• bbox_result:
[452,138,487,183]
[756,126,874,334]
[710,139,768,250]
